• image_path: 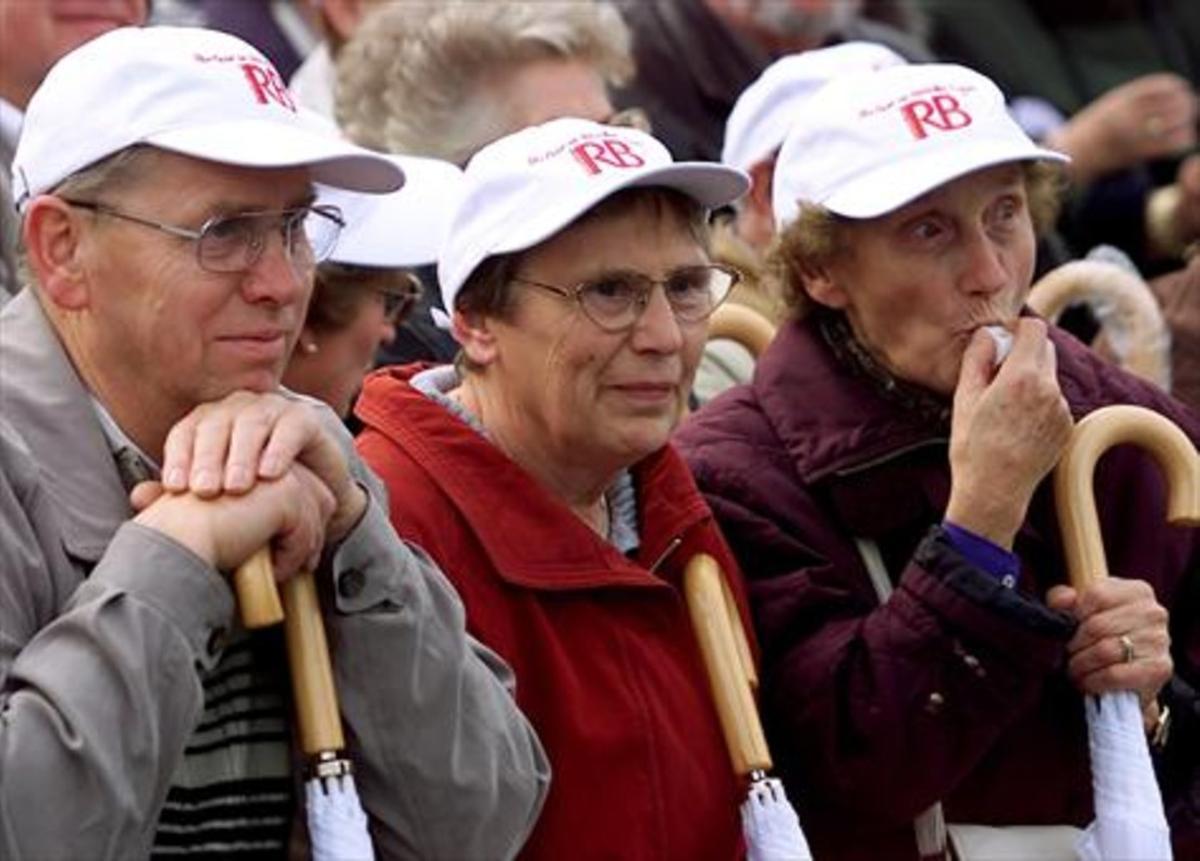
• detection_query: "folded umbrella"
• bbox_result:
[685,554,813,861]
[1053,404,1199,861]
[237,550,374,861]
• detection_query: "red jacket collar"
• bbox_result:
[356,365,714,592]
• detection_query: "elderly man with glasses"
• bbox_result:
[0,26,547,860]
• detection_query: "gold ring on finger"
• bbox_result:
[1119,633,1136,664]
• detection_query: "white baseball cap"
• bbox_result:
[438,117,749,312]
[316,155,464,268]
[772,63,1069,225]
[12,26,403,212]
[722,41,905,173]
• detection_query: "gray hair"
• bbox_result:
[335,0,633,164]
[17,146,162,289]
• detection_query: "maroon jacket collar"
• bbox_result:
[750,317,947,485]
[748,313,1200,487]
[356,366,714,592]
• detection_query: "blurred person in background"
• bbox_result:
[285,154,464,418]
[289,0,385,119]
[920,0,1200,276]
[612,0,930,163]
[695,40,905,401]
[335,0,636,366]
[154,0,319,80]
[0,0,148,304]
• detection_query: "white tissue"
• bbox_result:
[983,325,1013,366]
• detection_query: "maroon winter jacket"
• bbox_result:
[675,315,1200,861]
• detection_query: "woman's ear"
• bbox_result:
[296,326,320,358]
[803,263,850,311]
[452,309,499,367]
[22,196,91,310]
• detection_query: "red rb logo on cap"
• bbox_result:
[241,61,296,112]
[899,92,972,140]
[571,138,645,176]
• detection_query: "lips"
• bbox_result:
[609,381,679,405]
[217,330,289,362]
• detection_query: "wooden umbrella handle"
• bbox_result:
[1054,405,1200,588]
[234,549,345,755]
[280,570,345,755]
[234,548,285,629]
[685,553,771,777]
[707,303,778,358]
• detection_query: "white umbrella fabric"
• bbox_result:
[685,554,814,861]
[237,549,375,860]
[1054,404,1199,861]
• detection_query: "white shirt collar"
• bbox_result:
[90,393,160,471]
[0,97,22,153]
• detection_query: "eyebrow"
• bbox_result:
[201,192,318,219]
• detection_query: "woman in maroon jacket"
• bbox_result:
[355,118,757,859]
[677,63,1196,860]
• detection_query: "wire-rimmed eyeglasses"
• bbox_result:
[375,271,424,325]
[513,263,741,333]
[61,198,345,274]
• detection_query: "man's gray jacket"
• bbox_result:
[0,290,549,859]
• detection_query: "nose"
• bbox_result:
[960,227,1009,295]
[240,232,309,306]
[629,284,685,354]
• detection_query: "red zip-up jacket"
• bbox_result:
[356,365,754,861]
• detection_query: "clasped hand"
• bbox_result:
[133,391,366,581]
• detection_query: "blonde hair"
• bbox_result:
[335,0,633,165]
[769,160,1067,317]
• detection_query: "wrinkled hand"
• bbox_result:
[1047,578,1172,722]
[160,390,367,543]
[946,319,1073,547]
[1046,73,1198,183]
[133,462,336,581]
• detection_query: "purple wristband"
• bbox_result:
[943,521,1019,588]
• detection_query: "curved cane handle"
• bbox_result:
[1054,405,1200,588]
[707,303,778,358]
[685,553,771,777]
[1028,260,1171,389]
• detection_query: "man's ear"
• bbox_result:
[451,308,500,367]
[22,196,91,310]
[736,157,777,251]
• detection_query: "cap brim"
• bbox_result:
[824,140,1068,219]
[320,155,463,267]
[147,119,405,193]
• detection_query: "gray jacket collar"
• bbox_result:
[0,290,130,561]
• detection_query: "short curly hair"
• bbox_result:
[769,160,1067,317]
[335,0,633,165]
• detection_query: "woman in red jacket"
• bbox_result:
[355,117,754,860]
